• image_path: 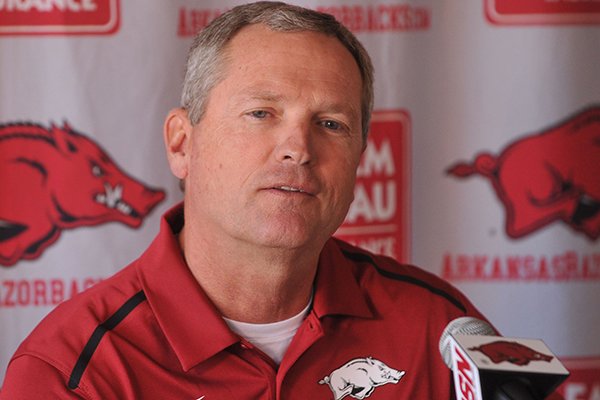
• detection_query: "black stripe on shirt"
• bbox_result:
[68,290,147,390]
[341,248,467,313]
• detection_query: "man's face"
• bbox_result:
[180,24,364,251]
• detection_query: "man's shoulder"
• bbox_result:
[331,238,451,287]
[12,262,146,373]
[329,238,472,313]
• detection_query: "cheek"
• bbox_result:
[185,141,221,196]
[324,154,360,201]
[340,155,362,202]
[189,142,261,198]
[336,148,362,180]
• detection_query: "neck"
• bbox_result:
[179,226,321,323]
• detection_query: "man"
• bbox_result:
[1,2,494,399]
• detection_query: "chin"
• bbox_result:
[250,225,325,251]
[255,233,313,250]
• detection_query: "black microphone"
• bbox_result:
[438,317,569,400]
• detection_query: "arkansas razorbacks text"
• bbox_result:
[0,277,101,307]
[443,251,600,281]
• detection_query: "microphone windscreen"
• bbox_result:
[438,317,496,368]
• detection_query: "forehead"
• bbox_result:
[216,24,362,110]
[223,23,358,72]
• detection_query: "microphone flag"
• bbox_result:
[449,334,569,400]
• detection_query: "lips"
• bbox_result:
[263,182,319,197]
[274,185,308,193]
[258,168,322,197]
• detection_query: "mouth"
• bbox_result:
[275,185,306,193]
[267,184,316,197]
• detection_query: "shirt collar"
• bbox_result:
[136,203,239,372]
[312,238,374,320]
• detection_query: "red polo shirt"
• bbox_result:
[1,203,487,399]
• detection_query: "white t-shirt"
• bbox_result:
[223,298,312,365]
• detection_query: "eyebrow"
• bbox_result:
[233,87,361,122]
[235,88,285,103]
[323,103,360,120]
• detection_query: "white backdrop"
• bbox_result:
[1,1,599,397]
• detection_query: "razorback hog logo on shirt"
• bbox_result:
[0,121,165,266]
[319,356,405,400]
[447,106,600,240]
[470,340,553,366]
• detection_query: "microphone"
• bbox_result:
[439,317,569,400]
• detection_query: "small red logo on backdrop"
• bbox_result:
[335,110,411,262]
[486,0,600,25]
[447,106,600,241]
[0,121,165,267]
[556,357,600,399]
[0,0,119,35]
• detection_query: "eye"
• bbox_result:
[322,120,341,130]
[248,110,269,119]
[91,163,105,177]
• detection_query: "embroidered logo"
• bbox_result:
[319,356,405,400]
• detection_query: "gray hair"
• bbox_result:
[180,1,374,141]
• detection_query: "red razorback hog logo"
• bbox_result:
[470,340,553,366]
[447,106,600,240]
[0,121,165,266]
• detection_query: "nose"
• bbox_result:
[275,123,315,166]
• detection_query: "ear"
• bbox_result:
[164,108,192,180]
